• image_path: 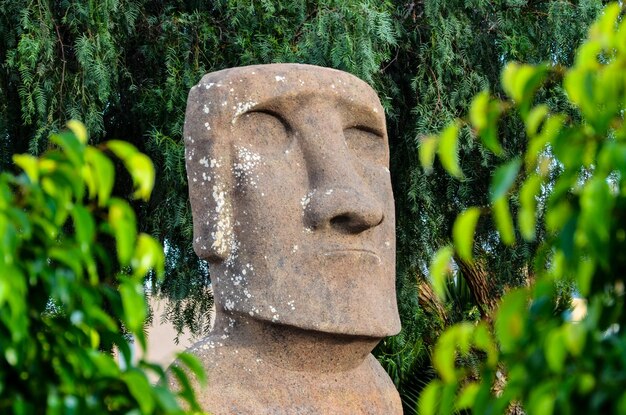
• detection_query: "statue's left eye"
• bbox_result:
[234,110,293,158]
[343,126,387,165]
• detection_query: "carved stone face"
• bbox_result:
[184,64,400,338]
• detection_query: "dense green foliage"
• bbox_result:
[0,121,204,414]
[0,0,609,411]
[419,3,626,413]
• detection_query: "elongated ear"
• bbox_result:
[184,80,235,263]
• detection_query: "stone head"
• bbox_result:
[184,64,400,338]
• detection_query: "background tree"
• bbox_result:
[0,0,608,411]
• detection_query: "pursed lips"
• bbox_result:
[322,248,382,264]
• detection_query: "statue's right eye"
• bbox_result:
[234,110,292,157]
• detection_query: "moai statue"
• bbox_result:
[182,63,402,414]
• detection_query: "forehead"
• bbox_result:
[184,64,385,138]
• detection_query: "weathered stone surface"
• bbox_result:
[182,63,402,414]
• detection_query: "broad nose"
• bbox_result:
[305,187,384,233]
[301,120,384,234]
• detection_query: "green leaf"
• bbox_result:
[469,91,490,131]
[107,141,155,201]
[131,234,165,279]
[527,383,555,415]
[453,207,481,263]
[495,289,528,353]
[473,322,498,367]
[563,323,586,357]
[72,205,95,253]
[123,369,155,414]
[470,92,504,156]
[501,62,548,116]
[107,140,138,161]
[492,197,515,246]
[13,154,39,183]
[434,324,473,382]
[51,131,85,168]
[525,104,550,137]
[519,174,541,241]
[175,352,207,386]
[489,158,521,202]
[419,135,438,174]
[108,198,137,266]
[66,120,88,144]
[85,147,115,207]
[545,328,566,373]
[119,278,147,334]
[418,380,442,415]
[437,121,463,179]
[128,153,155,201]
[456,382,480,411]
[429,246,454,300]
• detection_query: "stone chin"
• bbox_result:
[213,258,401,338]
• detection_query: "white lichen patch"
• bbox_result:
[233,146,262,188]
[232,101,258,123]
[204,83,215,89]
[300,190,316,213]
[325,189,334,196]
[199,157,209,168]
[292,245,298,253]
[204,122,211,130]
[210,183,234,261]
[275,75,286,82]
[203,104,210,114]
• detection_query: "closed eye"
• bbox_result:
[343,126,387,165]
[234,110,293,156]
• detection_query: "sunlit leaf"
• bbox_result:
[85,147,115,207]
[419,135,438,174]
[51,131,84,168]
[437,121,464,179]
[418,380,442,415]
[109,198,137,266]
[545,328,566,373]
[489,158,521,202]
[123,369,155,414]
[495,289,528,353]
[453,207,481,263]
[492,196,515,246]
[429,246,454,300]
[119,278,146,334]
[72,204,95,253]
[131,234,165,279]
[13,154,39,183]
[176,352,208,386]
[67,120,88,144]
[519,174,541,241]
[501,62,548,116]
[525,104,549,137]
[129,153,155,201]
[456,382,480,411]
[469,91,490,131]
